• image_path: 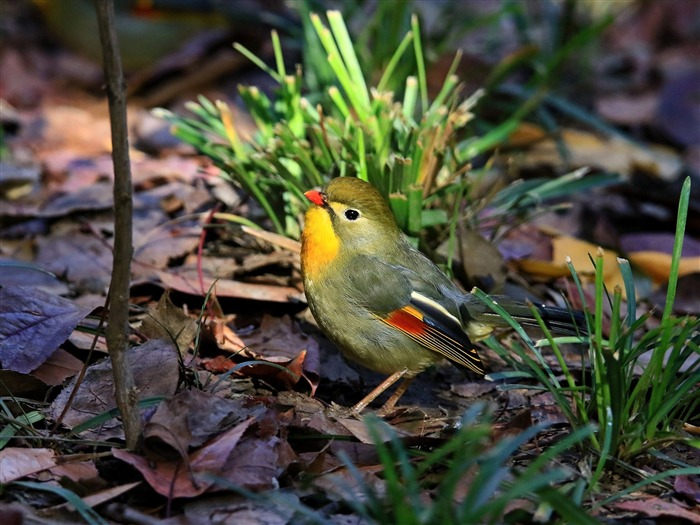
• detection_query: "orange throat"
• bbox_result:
[301,206,340,278]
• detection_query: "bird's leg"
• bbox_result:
[379,376,415,414]
[351,369,408,413]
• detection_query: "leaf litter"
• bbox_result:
[0,1,698,523]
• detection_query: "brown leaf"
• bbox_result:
[595,92,658,126]
[612,497,700,524]
[517,236,626,296]
[238,224,301,254]
[157,268,304,303]
[0,448,56,483]
[238,315,321,394]
[180,493,295,525]
[514,128,682,181]
[0,370,48,399]
[450,381,498,399]
[49,339,180,439]
[140,291,197,355]
[133,221,202,274]
[35,230,113,289]
[218,436,290,491]
[457,229,506,291]
[143,389,259,460]
[43,461,98,483]
[30,348,83,386]
[113,418,255,498]
[39,103,112,156]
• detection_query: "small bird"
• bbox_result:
[301,177,584,413]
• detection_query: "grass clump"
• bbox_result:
[479,176,699,492]
[156,11,479,240]
[156,8,615,244]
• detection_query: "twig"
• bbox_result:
[94,0,142,450]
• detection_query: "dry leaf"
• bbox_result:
[627,251,700,285]
[0,448,56,483]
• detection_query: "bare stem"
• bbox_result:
[94,0,142,450]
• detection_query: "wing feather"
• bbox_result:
[380,292,484,375]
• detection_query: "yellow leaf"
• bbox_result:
[628,251,700,286]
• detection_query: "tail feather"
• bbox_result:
[463,295,588,336]
[533,304,587,336]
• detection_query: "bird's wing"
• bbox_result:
[345,257,484,375]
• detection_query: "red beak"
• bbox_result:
[304,190,326,206]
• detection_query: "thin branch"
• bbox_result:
[94,0,142,450]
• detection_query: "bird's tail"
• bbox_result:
[462,295,588,338]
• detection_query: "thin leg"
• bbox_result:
[351,369,408,413]
[379,376,415,413]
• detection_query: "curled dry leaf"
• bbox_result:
[143,389,261,460]
[140,291,197,355]
[113,418,255,498]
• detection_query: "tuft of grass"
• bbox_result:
[156,8,615,245]
[331,406,596,525]
[479,176,699,492]
[156,11,477,240]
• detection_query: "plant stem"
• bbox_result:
[94,0,142,450]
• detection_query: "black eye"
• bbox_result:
[344,209,360,221]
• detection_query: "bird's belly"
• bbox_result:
[305,284,441,375]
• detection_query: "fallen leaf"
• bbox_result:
[113,418,254,498]
[238,224,301,254]
[49,339,179,439]
[657,70,700,146]
[240,315,321,393]
[517,235,625,293]
[0,286,95,373]
[513,127,682,181]
[143,389,260,460]
[612,497,700,524]
[0,448,56,483]
[34,230,113,289]
[43,461,98,483]
[595,91,658,126]
[675,476,700,505]
[217,435,289,491]
[40,182,114,217]
[627,251,700,286]
[157,268,304,303]
[140,291,197,354]
[0,369,48,401]
[620,232,700,256]
[30,348,83,386]
[132,220,202,274]
[47,482,140,514]
[181,493,296,525]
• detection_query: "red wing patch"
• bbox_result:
[383,305,428,336]
[381,303,484,375]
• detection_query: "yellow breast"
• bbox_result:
[301,206,340,278]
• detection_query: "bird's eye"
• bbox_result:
[344,209,360,221]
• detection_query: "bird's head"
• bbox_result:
[302,178,402,268]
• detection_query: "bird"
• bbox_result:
[300,177,585,413]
